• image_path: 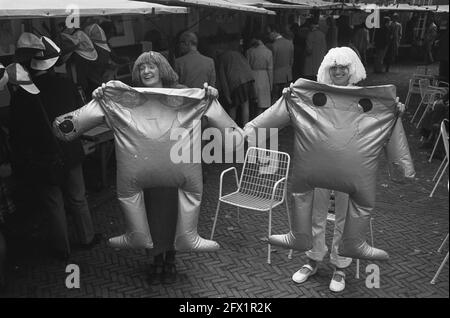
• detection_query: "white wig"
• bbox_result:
[317,47,366,85]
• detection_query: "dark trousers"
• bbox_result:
[144,187,178,256]
[38,164,94,254]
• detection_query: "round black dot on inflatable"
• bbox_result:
[59,120,75,134]
[312,93,327,106]
[359,98,373,112]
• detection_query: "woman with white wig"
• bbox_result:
[291,46,404,292]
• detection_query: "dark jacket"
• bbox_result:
[374,26,393,50]
[9,73,85,185]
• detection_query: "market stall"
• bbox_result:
[0,0,188,18]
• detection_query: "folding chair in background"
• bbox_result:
[210,147,291,264]
[429,119,449,162]
[430,120,449,198]
[430,181,449,285]
[405,73,435,109]
[411,79,447,127]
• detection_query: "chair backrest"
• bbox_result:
[419,78,431,98]
[441,119,449,161]
[415,65,428,74]
[238,147,290,202]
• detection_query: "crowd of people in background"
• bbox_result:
[0,9,448,290]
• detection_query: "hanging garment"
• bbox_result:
[53,80,244,252]
[244,78,415,261]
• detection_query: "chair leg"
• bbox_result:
[236,207,240,225]
[210,201,221,240]
[285,200,293,260]
[416,103,430,128]
[410,97,425,124]
[430,252,449,284]
[405,91,412,108]
[438,234,449,253]
[370,217,374,246]
[433,158,448,181]
[430,161,448,197]
[268,206,273,265]
[356,259,360,279]
[429,134,442,162]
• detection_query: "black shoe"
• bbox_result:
[147,263,164,284]
[161,263,177,284]
[76,233,104,250]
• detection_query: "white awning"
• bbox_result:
[153,0,276,15]
[231,0,310,10]
[357,3,446,12]
[0,0,188,18]
[424,4,449,12]
[278,0,345,9]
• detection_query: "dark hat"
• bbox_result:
[6,63,40,94]
[31,36,61,70]
[61,30,98,61]
[85,24,111,52]
[15,32,46,63]
[16,32,45,50]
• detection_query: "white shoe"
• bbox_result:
[292,264,318,284]
[329,270,346,292]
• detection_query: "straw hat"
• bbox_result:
[85,24,111,52]
[31,36,62,71]
[61,30,98,61]
[6,63,40,94]
[16,32,45,51]
[15,32,46,63]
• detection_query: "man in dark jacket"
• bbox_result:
[373,17,393,73]
[8,36,99,260]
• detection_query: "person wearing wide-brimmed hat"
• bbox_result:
[85,24,111,53]
[8,36,101,260]
[14,32,45,65]
[5,62,40,95]
[84,24,118,91]
[59,29,99,98]
[0,62,14,290]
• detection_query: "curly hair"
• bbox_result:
[317,47,366,86]
[131,51,179,88]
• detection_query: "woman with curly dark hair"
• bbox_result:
[92,51,218,284]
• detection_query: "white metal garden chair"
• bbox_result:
[210,147,291,264]
[430,120,449,198]
[405,73,435,109]
[429,119,449,162]
[430,180,449,285]
[411,79,447,127]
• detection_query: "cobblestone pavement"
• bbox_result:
[0,63,448,298]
